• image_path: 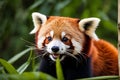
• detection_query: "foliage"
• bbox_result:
[0,48,119,80]
[0,0,118,80]
[0,0,117,60]
[56,58,64,80]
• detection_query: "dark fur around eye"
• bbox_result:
[47,36,52,41]
[62,37,69,42]
[44,36,52,44]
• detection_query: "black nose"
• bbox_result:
[51,46,59,52]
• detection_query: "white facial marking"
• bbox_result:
[46,39,69,61]
[49,55,56,61]
[71,39,82,54]
[50,30,54,37]
[49,55,65,61]
[47,39,69,54]
[61,32,66,38]
[37,36,45,49]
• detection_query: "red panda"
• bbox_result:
[30,12,118,80]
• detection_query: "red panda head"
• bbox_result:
[30,12,100,61]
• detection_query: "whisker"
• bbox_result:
[34,47,48,58]
[66,49,73,52]
[42,52,49,57]
[34,54,43,59]
[65,52,78,61]
[20,38,36,46]
[34,51,49,59]
[77,52,88,63]
[34,50,45,58]
[76,54,83,62]
[39,47,47,50]
[36,47,47,53]
[81,52,88,57]
[25,45,37,50]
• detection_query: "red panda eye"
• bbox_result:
[47,36,52,41]
[44,36,52,44]
[62,37,69,42]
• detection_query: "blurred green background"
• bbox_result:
[0,0,117,63]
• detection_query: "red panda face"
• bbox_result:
[36,17,84,61]
[30,12,100,61]
[45,31,73,61]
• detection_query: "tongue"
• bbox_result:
[52,54,60,59]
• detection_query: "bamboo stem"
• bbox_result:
[118,0,120,76]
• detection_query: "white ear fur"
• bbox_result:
[79,18,100,40]
[30,12,47,34]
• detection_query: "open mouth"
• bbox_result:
[49,53,65,61]
[52,54,60,59]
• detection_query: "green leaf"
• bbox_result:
[17,50,33,74]
[22,72,57,80]
[0,72,56,80]
[77,76,119,80]
[0,74,8,80]
[56,58,64,80]
[38,72,57,80]
[28,0,44,10]
[31,52,35,71]
[8,47,35,64]
[0,58,18,74]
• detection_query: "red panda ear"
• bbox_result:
[30,12,47,34]
[79,18,100,40]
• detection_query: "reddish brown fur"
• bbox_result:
[36,16,118,76]
[92,40,118,75]
[83,38,118,76]
[44,37,50,44]
[82,34,118,76]
[37,16,85,48]
[82,35,118,76]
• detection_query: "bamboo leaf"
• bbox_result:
[22,72,57,80]
[38,72,57,80]
[0,72,56,80]
[8,47,35,64]
[28,0,44,10]
[17,62,30,74]
[0,74,8,80]
[0,58,18,74]
[56,58,64,80]
[17,50,33,74]
[77,76,119,80]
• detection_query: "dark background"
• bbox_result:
[0,0,117,64]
